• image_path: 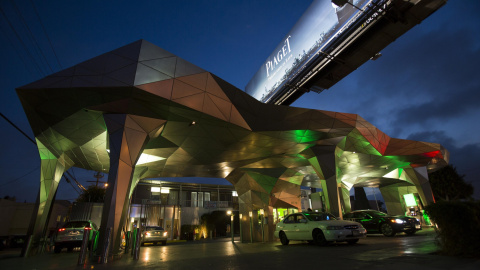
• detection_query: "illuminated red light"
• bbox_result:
[58,228,66,232]
[422,150,440,158]
[85,227,92,230]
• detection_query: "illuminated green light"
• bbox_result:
[422,210,431,226]
[403,193,417,207]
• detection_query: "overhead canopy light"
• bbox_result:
[403,193,417,207]
[136,153,165,165]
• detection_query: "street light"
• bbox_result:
[239,213,243,243]
[249,211,253,243]
[260,209,265,243]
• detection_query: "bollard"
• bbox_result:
[133,228,141,260]
[22,235,33,257]
[89,231,98,258]
[77,228,90,265]
[131,228,136,256]
[100,227,112,264]
[124,231,131,254]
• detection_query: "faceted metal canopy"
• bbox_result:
[17,40,448,254]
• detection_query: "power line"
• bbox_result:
[0,18,36,75]
[0,112,36,145]
[10,0,53,74]
[29,0,62,70]
[0,165,39,188]
[0,5,45,76]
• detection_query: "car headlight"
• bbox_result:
[163,232,168,237]
[326,226,343,230]
[416,218,420,222]
[393,219,405,224]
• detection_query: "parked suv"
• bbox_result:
[54,220,98,253]
[343,210,421,237]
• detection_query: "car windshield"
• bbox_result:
[145,226,164,231]
[365,211,388,217]
[64,221,90,228]
[304,213,337,221]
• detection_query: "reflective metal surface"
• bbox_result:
[17,40,448,254]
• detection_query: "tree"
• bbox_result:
[428,164,473,201]
[76,185,106,202]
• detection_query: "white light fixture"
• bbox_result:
[232,191,238,197]
[137,153,165,165]
[227,210,232,216]
[151,187,160,192]
[160,187,170,194]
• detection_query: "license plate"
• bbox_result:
[415,224,421,229]
[352,230,360,236]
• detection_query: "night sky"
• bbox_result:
[1,0,479,202]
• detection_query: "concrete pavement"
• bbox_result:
[1,228,479,270]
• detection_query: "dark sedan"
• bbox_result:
[343,210,421,237]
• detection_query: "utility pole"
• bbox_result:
[87,172,107,187]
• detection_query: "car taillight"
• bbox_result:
[58,228,66,232]
[85,227,92,230]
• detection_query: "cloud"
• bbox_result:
[406,130,480,199]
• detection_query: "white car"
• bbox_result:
[141,226,168,246]
[274,212,366,245]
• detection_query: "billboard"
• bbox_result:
[245,0,388,103]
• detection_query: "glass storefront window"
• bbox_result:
[192,192,197,207]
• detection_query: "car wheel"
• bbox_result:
[347,239,359,245]
[54,245,62,253]
[313,229,328,246]
[162,241,167,246]
[279,231,289,245]
[405,230,416,236]
[381,223,396,237]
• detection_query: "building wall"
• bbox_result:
[0,199,70,238]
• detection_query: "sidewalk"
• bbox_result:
[1,233,478,270]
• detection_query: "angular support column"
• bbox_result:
[98,114,165,258]
[379,184,419,215]
[226,169,300,242]
[405,167,435,205]
[309,145,343,217]
[26,141,71,255]
[340,185,352,214]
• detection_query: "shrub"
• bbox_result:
[425,200,480,257]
